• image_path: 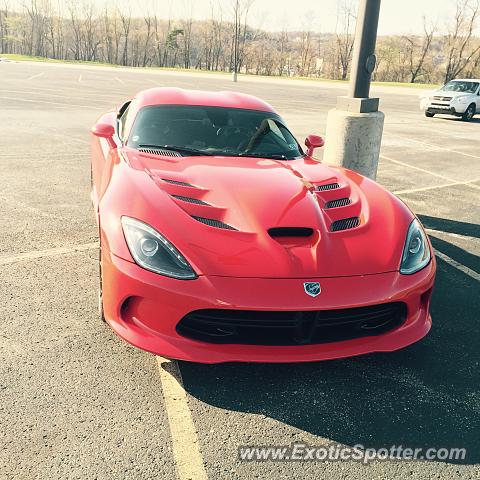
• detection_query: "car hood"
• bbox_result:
[119,149,414,278]
[433,90,473,98]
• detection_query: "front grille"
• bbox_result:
[192,216,237,230]
[177,302,407,345]
[433,96,452,101]
[172,195,209,205]
[139,148,181,157]
[330,217,360,232]
[317,182,340,191]
[325,198,351,209]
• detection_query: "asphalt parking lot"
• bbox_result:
[1,61,479,480]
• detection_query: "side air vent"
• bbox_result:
[330,217,360,232]
[324,198,351,209]
[192,216,237,231]
[139,148,182,157]
[268,227,313,237]
[161,178,194,187]
[172,195,209,206]
[317,182,340,191]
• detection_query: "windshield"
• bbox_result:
[440,80,479,93]
[128,105,303,160]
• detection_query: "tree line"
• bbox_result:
[1,0,479,84]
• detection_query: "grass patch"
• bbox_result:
[1,53,117,67]
[1,53,439,89]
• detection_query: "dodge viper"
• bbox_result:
[90,87,435,363]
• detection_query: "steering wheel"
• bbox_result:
[216,126,253,151]
[216,126,250,138]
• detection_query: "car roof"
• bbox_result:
[134,87,276,113]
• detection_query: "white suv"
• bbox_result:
[420,79,480,121]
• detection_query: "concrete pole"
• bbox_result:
[323,0,384,180]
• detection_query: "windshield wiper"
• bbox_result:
[236,152,289,160]
[139,144,213,156]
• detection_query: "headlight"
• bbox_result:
[454,95,469,103]
[400,219,431,275]
[121,216,196,279]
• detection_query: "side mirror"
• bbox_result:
[91,122,116,149]
[305,134,325,157]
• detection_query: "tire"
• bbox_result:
[424,111,435,118]
[462,104,476,122]
[98,242,106,323]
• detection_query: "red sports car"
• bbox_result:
[90,87,435,363]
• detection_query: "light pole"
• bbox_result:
[323,0,383,180]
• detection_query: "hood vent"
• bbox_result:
[192,216,237,231]
[325,198,351,209]
[172,195,209,206]
[140,148,181,157]
[331,217,360,232]
[268,227,313,237]
[161,178,194,187]
[317,182,340,191]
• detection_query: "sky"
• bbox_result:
[8,0,458,35]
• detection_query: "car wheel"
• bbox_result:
[424,111,435,117]
[462,104,476,121]
[98,243,106,323]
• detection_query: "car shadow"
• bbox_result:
[418,214,480,272]
[418,215,480,239]
[179,238,480,464]
[433,116,480,124]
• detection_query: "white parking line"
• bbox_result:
[157,357,207,480]
[393,178,480,194]
[426,228,478,242]
[393,135,480,160]
[1,87,127,100]
[0,242,98,265]
[380,154,457,182]
[0,95,100,109]
[114,76,125,85]
[435,251,480,281]
[27,71,45,80]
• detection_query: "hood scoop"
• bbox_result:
[150,173,236,231]
[171,195,210,206]
[325,198,352,209]
[330,217,360,232]
[161,178,194,187]
[268,227,313,238]
[192,216,237,231]
[317,182,340,191]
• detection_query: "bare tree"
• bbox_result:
[403,18,436,83]
[336,0,356,80]
[142,15,154,67]
[0,0,11,54]
[119,6,131,66]
[231,0,253,79]
[444,0,480,82]
[2,0,479,84]
[83,2,100,61]
[24,0,49,57]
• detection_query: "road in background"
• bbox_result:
[1,61,479,480]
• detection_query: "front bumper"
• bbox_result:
[426,105,464,115]
[102,248,435,363]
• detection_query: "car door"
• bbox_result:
[476,84,480,110]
